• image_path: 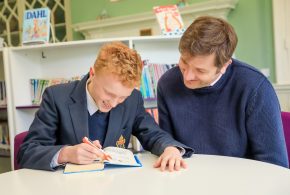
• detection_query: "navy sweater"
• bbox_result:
[157,59,289,168]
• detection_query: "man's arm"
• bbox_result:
[246,79,289,168]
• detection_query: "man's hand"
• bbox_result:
[154,146,187,172]
[58,140,105,164]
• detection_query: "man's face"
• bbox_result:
[88,70,134,112]
[178,53,230,89]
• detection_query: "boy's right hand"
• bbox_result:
[57,140,105,164]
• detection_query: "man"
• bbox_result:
[18,42,193,172]
[157,16,289,167]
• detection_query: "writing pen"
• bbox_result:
[82,136,112,161]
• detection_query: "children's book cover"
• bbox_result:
[153,5,185,36]
[22,8,50,45]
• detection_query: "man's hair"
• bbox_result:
[94,42,142,88]
[179,16,238,68]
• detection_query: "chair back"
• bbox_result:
[281,112,290,166]
[14,131,28,170]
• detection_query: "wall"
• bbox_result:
[228,0,275,81]
[70,0,275,82]
[71,0,203,23]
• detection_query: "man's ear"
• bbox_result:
[220,59,232,74]
[90,67,94,77]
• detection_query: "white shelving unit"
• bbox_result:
[131,36,180,64]
[3,36,290,170]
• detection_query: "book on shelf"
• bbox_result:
[153,5,185,36]
[0,123,10,157]
[64,147,142,174]
[30,76,82,105]
[146,108,159,124]
[22,8,51,45]
[0,81,6,106]
[140,60,176,100]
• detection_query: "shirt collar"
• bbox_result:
[86,78,99,116]
[210,73,223,86]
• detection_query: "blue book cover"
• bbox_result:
[22,8,50,45]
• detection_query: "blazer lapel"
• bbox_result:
[69,74,89,143]
[103,104,124,147]
[69,103,88,143]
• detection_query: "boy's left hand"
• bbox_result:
[153,146,187,172]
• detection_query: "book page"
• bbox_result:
[64,162,104,174]
[103,147,140,166]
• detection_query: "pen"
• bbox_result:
[82,137,112,161]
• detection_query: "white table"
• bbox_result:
[1,153,290,195]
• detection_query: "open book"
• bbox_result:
[63,147,142,174]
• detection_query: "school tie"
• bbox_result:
[88,111,110,145]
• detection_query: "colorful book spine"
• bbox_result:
[140,61,177,100]
[30,76,83,105]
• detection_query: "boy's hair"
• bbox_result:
[179,16,238,68]
[94,42,142,88]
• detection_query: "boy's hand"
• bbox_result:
[58,140,105,164]
[153,146,187,172]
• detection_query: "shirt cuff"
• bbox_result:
[50,148,66,168]
[175,146,186,156]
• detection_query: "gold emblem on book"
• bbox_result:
[116,135,126,148]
